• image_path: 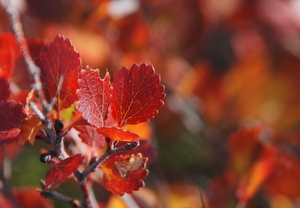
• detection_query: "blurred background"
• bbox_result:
[2,0,300,207]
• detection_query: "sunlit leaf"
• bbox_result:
[77,66,112,128]
[100,153,148,195]
[98,126,140,146]
[111,63,165,127]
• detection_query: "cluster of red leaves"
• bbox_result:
[0,32,165,199]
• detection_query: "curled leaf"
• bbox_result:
[98,126,140,146]
[100,153,148,195]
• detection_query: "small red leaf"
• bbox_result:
[0,78,10,101]
[100,153,148,196]
[37,35,82,112]
[74,125,106,147]
[77,66,112,128]
[111,63,165,127]
[44,154,85,190]
[18,114,44,145]
[98,126,140,146]
[0,101,27,144]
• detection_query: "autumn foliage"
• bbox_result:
[2,0,300,208]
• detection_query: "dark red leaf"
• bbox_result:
[98,126,140,146]
[111,63,165,127]
[0,101,27,144]
[44,154,85,190]
[77,66,112,128]
[74,125,106,147]
[0,78,10,101]
[100,153,148,196]
[37,35,82,112]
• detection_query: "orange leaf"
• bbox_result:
[98,126,140,146]
[100,153,148,195]
[18,114,43,145]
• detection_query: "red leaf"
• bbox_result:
[0,49,14,79]
[37,35,82,112]
[111,63,165,127]
[67,110,90,130]
[0,101,27,144]
[44,154,85,190]
[100,153,148,196]
[0,78,10,101]
[0,32,19,79]
[98,126,140,146]
[77,66,112,128]
[74,125,106,147]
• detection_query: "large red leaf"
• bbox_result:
[98,126,140,146]
[44,154,85,190]
[77,66,112,128]
[37,35,82,112]
[0,101,27,144]
[100,153,148,196]
[74,125,106,147]
[0,78,10,101]
[111,63,165,127]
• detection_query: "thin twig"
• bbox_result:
[40,185,80,207]
[78,140,140,181]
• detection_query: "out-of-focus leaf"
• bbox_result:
[0,100,27,144]
[111,63,165,127]
[100,153,148,196]
[0,49,13,79]
[44,154,85,190]
[77,66,112,128]
[228,126,263,175]
[74,125,106,147]
[0,78,10,101]
[124,122,151,141]
[98,126,140,146]
[67,110,89,130]
[13,187,54,208]
[236,145,279,203]
[37,35,82,112]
